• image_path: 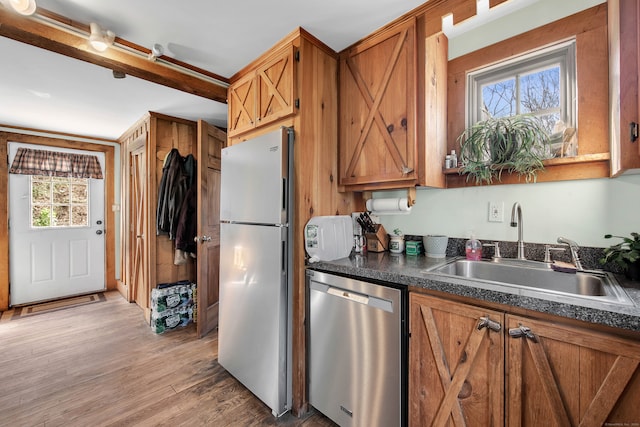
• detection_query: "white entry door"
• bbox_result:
[8,143,106,306]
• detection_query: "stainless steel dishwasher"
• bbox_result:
[307,270,406,427]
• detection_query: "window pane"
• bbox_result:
[520,66,560,114]
[52,182,70,204]
[32,181,51,204]
[32,205,51,227]
[52,205,70,226]
[481,78,516,119]
[536,113,562,137]
[72,182,88,203]
[30,175,90,229]
[71,205,88,226]
[467,40,576,162]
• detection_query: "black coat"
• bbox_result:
[175,185,197,254]
[157,149,196,240]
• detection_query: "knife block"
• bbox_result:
[365,224,389,252]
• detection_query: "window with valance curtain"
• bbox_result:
[9,147,104,179]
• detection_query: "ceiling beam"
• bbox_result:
[0,8,228,103]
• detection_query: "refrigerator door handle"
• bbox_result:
[282,178,287,212]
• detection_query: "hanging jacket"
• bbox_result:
[167,154,195,240]
[157,149,181,236]
[175,184,197,255]
[157,150,197,241]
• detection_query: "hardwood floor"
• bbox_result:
[0,291,336,427]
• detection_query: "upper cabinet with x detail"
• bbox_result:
[339,18,417,191]
[228,44,297,137]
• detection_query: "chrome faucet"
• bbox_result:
[557,237,584,270]
[510,202,525,260]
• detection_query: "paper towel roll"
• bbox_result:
[365,198,412,215]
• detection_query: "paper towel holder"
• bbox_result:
[407,187,416,206]
[363,187,417,207]
[365,196,414,215]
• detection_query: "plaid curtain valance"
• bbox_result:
[9,147,104,179]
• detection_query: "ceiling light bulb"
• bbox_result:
[9,0,36,15]
[148,43,164,61]
[89,22,115,52]
[152,44,164,57]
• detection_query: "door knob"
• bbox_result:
[96,230,103,235]
[194,235,212,243]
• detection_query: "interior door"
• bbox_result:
[196,120,225,338]
[125,135,147,306]
[8,143,106,305]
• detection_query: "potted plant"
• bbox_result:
[600,232,640,280]
[457,114,551,184]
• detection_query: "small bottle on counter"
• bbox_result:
[445,155,452,169]
[450,150,458,168]
[465,234,482,261]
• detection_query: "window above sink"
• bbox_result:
[444,3,611,187]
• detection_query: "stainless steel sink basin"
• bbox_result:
[428,259,632,304]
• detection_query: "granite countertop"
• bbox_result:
[308,252,640,332]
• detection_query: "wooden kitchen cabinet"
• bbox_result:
[506,314,640,426]
[227,71,256,136]
[339,19,418,190]
[409,293,504,426]
[228,45,296,137]
[409,293,640,426]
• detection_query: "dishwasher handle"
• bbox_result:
[327,287,369,304]
[310,281,394,313]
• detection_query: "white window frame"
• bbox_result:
[466,39,577,129]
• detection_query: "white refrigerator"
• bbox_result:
[218,127,293,417]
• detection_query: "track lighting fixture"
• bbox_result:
[4,0,37,15]
[89,22,115,52]
[148,43,164,61]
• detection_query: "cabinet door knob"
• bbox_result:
[477,316,502,332]
[508,325,538,343]
[402,166,414,174]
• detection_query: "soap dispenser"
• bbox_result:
[465,234,482,261]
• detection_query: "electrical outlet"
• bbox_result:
[488,201,504,222]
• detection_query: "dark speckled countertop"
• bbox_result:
[308,252,640,333]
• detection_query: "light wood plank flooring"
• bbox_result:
[0,291,335,427]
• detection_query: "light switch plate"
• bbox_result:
[488,201,504,222]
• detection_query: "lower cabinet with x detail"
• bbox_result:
[409,293,640,426]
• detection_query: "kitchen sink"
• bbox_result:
[427,258,633,305]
